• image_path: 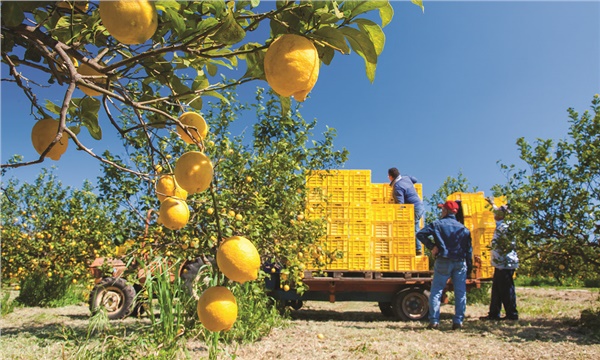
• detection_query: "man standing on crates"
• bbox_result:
[479,198,519,321]
[417,200,473,330]
[388,167,425,255]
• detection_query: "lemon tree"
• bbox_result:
[0,0,426,173]
[0,167,131,305]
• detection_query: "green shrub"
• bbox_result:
[1,290,18,315]
[583,278,600,288]
[15,270,73,307]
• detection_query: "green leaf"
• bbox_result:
[279,95,291,118]
[206,63,218,77]
[79,98,102,140]
[164,8,186,37]
[155,0,181,12]
[204,90,231,105]
[241,45,266,80]
[353,19,385,56]
[1,2,24,27]
[411,0,425,13]
[186,95,203,110]
[339,27,377,82]
[379,2,394,28]
[212,9,246,45]
[45,100,62,115]
[315,44,335,66]
[312,26,349,54]
[341,0,387,20]
[197,17,219,35]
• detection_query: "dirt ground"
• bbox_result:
[1,287,599,359]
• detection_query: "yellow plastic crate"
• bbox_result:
[327,203,349,220]
[326,235,349,252]
[474,212,496,229]
[371,204,396,222]
[372,239,392,255]
[348,254,371,270]
[347,205,371,220]
[327,256,349,270]
[348,220,371,237]
[395,204,414,222]
[415,255,430,271]
[473,228,495,247]
[306,187,326,203]
[370,183,387,203]
[325,187,348,202]
[327,220,349,236]
[305,170,329,188]
[372,222,392,237]
[373,255,394,271]
[395,255,417,271]
[391,239,416,256]
[348,187,369,203]
[327,170,348,187]
[392,221,415,238]
[347,170,372,188]
[414,183,423,200]
[348,237,370,254]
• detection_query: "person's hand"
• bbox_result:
[431,246,439,257]
[467,267,473,279]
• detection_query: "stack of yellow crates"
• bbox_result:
[306,170,429,272]
[446,192,503,279]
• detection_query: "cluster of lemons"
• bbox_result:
[31,2,320,161]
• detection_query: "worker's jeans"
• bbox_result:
[414,204,425,252]
[429,257,467,325]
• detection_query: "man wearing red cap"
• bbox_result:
[417,200,473,330]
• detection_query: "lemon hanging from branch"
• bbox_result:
[197,286,238,332]
[264,34,320,102]
[216,236,261,284]
[176,112,208,145]
[155,174,188,202]
[157,197,189,231]
[31,119,69,161]
[173,151,213,194]
[99,0,158,45]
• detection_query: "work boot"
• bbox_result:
[479,315,501,321]
[426,323,439,330]
[452,323,462,330]
[501,316,519,321]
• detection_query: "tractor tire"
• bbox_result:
[89,277,136,320]
[180,257,208,295]
[392,287,430,321]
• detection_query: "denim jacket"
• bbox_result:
[416,214,473,270]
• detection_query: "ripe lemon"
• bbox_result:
[99,0,158,45]
[155,174,188,202]
[176,112,208,144]
[78,63,107,97]
[173,151,213,194]
[31,118,69,160]
[264,34,320,102]
[216,236,261,284]
[197,286,238,332]
[158,198,189,230]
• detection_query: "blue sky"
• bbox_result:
[1,1,599,203]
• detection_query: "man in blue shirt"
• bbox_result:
[417,200,473,330]
[388,167,425,255]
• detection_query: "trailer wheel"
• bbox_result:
[89,277,136,320]
[378,302,395,317]
[393,288,429,321]
[289,300,303,310]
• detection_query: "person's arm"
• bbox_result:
[416,222,436,250]
[393,186,405,204]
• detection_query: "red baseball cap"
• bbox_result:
[438,200,459,213]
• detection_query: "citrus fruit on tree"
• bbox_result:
[155,174,188,202]
[157,197,189,231]
[31,118,69,160]
[78,63,107,97]
[176,112,208,145]
[216,236,261,284]
[264,34,320,102]
[99,0,158,45]
[173,151,213,194]
[197,286,238,332]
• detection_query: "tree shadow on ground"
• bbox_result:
[289,308,598,346]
